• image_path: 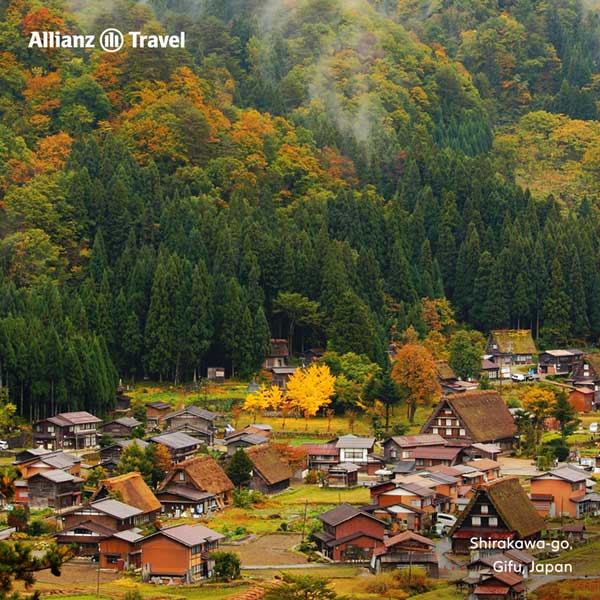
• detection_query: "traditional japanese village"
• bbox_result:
[3,0,600,599]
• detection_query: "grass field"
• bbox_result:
[207,485,370,536]
[544,538,600,576]
[126,381,435,438]
[531,578,600,600]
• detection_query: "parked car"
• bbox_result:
[434,512,457,535]
[511,373,526,382]
[525,374,540,381]
[0,440,8,450]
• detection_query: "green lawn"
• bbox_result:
[205,485,370,536]
[277,485,370,506]
[544,538,600,575]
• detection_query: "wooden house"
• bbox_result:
[263,338,289,369]
[538,349,583,375]
[27,469,83,509]
[157,454,234,516]
[91,472,161,523]
[568,387,594,413]
[245,444,293,494]
[163,406,216,445]
[334,435,383,474]
[382,434,446,463]
[449,478,544,554]
[530,465,588,518]
[413,445,462,469]
[370,531,438,576]
[61,498,144,532]
[325,463,359,488]
[421,391,516,451]
[99,439,149,474]
[376,482,435,514]
[140,524,224,583]
[146,401,172,430]
[32,411,101,450]
[313,503,385,561]
[465,459,501,482]
[150,431,202,463]
[99,528,143,570]
[270,366,297,390]
[14,449,81,478]
[55,520,115,557]
[224,431,269,456]
[301,443,340,472]
[100,417,142,440]
[486,330,536,375]
[480,358,500,380]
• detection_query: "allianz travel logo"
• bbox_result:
[28,29,186,52]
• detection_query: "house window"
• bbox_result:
[344,450,364,461]
[416,459,424,466]
[446,429,452,435]
[459,429,465,436]
[446,419,452,426]
[402,451,410,459]
[432,427,438,434]
[178,471,185,481]
[411,500,420,507]
[481,505,488,514]
[437,419,442,426]
[489,517,498,527]
[472,516,481,526]
[105,554,119,564]
[47,425,54,433]
[390,449,397,459]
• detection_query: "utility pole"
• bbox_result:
[301,499,308,542]
[96,542,101,596]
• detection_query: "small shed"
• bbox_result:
[326,463,360,488]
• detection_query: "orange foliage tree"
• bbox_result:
[391,344,441,422]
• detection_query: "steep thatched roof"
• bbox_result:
[245,444,292,485]
[423,390,516,442]
[450,478,544,539]
[159,455,233,496]
[92,472,161,514]
[489,330,536,355]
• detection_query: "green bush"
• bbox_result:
[212,551,241,581]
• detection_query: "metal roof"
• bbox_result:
[335,435,375,449]
[91,498,144,519]
[148,524,224,547]
[150,431,202,449]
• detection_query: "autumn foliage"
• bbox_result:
[391,344,441,423]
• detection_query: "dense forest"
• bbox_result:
[0,0,599,419]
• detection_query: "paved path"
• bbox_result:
[243,563,350,570]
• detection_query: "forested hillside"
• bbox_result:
[0,0,599,419]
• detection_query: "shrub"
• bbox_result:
[212,551,241,581]
[26,519,54,536]
[124,588,143,600]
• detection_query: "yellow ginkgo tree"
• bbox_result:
[286,364,336,430]
[243,385,270,423]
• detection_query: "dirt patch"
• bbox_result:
[224,533,307,567]
[33,561,121,588]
